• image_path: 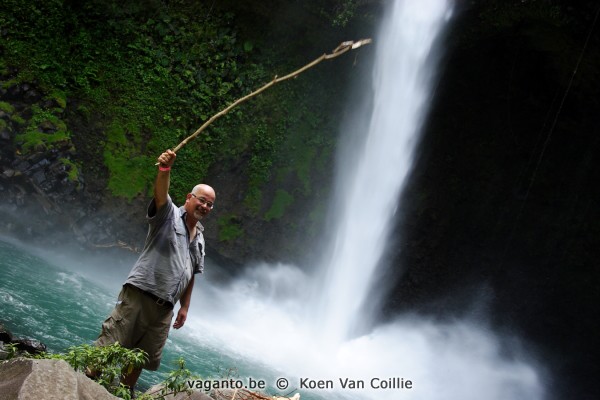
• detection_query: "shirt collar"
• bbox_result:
[178,205,205,233]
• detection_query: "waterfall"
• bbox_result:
[1,1,548,398]
[314,0,453,346]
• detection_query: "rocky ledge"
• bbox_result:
[0,323,47,360]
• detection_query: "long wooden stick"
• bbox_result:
[157,39,372,162]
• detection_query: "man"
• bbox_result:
[94,149,216,390]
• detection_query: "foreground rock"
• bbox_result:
[0,358,118,400]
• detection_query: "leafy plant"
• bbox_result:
[2,342,19,359]
[25,342,197,399]
[38,342,147,395]
[141,357,198,400]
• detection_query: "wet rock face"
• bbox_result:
[1,82,81,196]
[11,338,47,355]
[0,78,147,253]
[1,81,87,244]
[0,79,307,267]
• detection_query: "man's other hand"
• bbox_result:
[173,307,188,329]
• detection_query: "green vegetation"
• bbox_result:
[42,343,148,398]
[0,101,14,114]
[10,114,25,125]
[46,89,67,110]
[18,342,197,400]
[265,189,294,221]
[103,121,155,200]
[217,214,244,241]
[60,158,81,183]
[0,0,359,245]
[243,123,279,214]
[14,106,70,153]
[1,0,265,200]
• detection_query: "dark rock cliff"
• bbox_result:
[378,3,600,400]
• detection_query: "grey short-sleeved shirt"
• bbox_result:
[125,195,204,305]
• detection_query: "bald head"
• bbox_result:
[192,184,215,200]
[185,184,216,221]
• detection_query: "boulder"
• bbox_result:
[0,358,119,400]
[12,338,47,355]
[2,169,16,178]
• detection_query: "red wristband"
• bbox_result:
[158,165,171,172]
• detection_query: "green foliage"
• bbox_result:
[2,342,19,359]
[102,120,154,200]
[35,342,146,399]
[24,343,197,400]
[243,123,280,213]
[10,114,26,125]
[331,0,359,27]
[46,89,67,109]
[104,151,155,200]
[0,0,349,239]
[14,106,70,154]
[60,158,81,183]
[264,189,294,221]
[217,214,243,241]
[149,357,198,399]
[1,0,268,201]
[0,101,15,114]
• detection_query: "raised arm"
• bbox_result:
[155,150,176,210]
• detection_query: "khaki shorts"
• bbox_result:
[95,284,174,370]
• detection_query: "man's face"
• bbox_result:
[186,186,215,221]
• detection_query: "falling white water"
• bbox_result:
[176,1,546,399]
[314,0,453,346]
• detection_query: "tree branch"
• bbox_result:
[156,39,372,162]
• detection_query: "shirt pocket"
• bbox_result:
[171,224,187,251]
[189,242,201,272]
